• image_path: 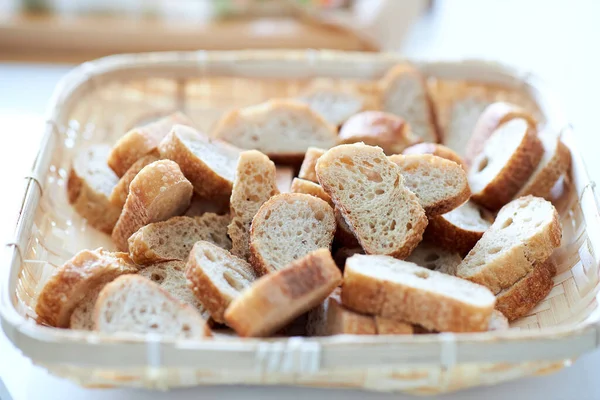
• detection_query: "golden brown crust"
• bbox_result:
[290,178,333,207]
[402,142,467,170]
[298,147,326,183]
[517,139,571,199]
[109,154,160,209]
[374,316,414,335]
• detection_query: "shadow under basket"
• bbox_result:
[2,50,600,395]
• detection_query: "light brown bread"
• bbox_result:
[380,64,439,143]
[439,96,491,156]
[333,208,360,248]
[228,150,279,260]
[488,310,510,331]
[158,124,240,199]
[249,193,336,275]
[388,154,470,216]
[112,160,193,251]
[69,286,105,330]
[338,111,421,155]
[469,118,544,210]
[186,241,257,323]
[225,249,342,337]
[341,254,496,332]
[402,142,467,170]
[108,112,192,177]
[109,154,160,209]
[405,241,462,275]
[36,248,138,328]
[94,275,211,339]
[316,143,427,258]
[298,147,326,183]
[457,196,561,294]
[307,288,375,336]
[67,145,121,234]
[128,214,232,265]
[374,316,415,335]
[290,178,333,207]
[297,81,365,126]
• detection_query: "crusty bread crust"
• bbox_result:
[298,147,326,183]
[290,178,333,207]
[374,316,414,335]
[402,142,467,170]
[109,154,160,209]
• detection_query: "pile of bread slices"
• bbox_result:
[35,64,571,339]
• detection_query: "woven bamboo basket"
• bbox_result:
[1,50,600,395]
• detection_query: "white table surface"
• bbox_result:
[1,1,599,399]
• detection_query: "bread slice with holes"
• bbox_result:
[402,142,466,170]
[211,99,338,163]
[316,143,427,258]
[388,154,470,216]
[108,112,193,177]
[469,118,543,210]
[338,111,421,155]
[67,145,122,233]
[225,249,342,337]
[380,64,439,143]
[159,124,240,200]
[424,201,493,256]
[94,275,211,338]
[128,214,231,265]
[298,147,326,183]
[297,81,365,126]
[290,178,333,207]
[112,160,193,251]
[228,150,279,260]
[109,154,160,209]
[457,196,561,294]
[36,248,138,328]
[249,193,336,275]
[341,254,496,332]
[405,241,462,275]
[186,241,257,323]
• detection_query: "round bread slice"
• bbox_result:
[402,142,466,170]
[469,118,544,211]
[109,154,160,209]
[249,193,336,275]
[405,241,462,275]
[290,178,333,207]
[297,81,365,126]
[298,147,326,183]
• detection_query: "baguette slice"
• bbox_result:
[249,193,336,275]
[402,142,467,170]
[228,150,279,260]
[375,316,415,335]
[290,178,333,207]
[389,154,470,216]
[297,82,365,126]
[424,201,493,256]
[405,241,462,275]
[67,145,121,233]
[128,214,231,265]
[69,286,105,330]
[316,143,427,258]
[186,241,257,323]
[94,275,211,338]
[380,64,439,143]
[112,160,193,251]
[298,147,326,183]
[158,124,240,199]
[225,249,342,337]
[338,111,421,155]
[36,248,138,328]
[307,288,376,336]
[341,254,496,332]
[469,119,544,211]
[211,99,338,163]
[333,208,360,248]
[109,154,160,209]
[488,310,510,331]
[108,112,193,177]
[457,196,561,294]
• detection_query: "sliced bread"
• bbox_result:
[316,143,427,258]
[186,241,257,323]
[109,154,160,209]
[290,178,333,207]
[375,316,415,335]
[158,124,240,199]
[298,147,326,183]
[36,248,138,328]
[388,154,470,216]
[402,142,466,170]
[341,254,496,332]
[469,118,544,210]
[405,241,462,275]
[228,150,279,260]
[338,111,421,155]
[333,208,360,248]
[67,145,121,234]
[488,310,510,331]
[94,275,211,338]
[457,196,561,294]
[297,81,365,126]
[249,193,336,275]
[111,160,193,251]
[307,288,376,336]
[224,249,342,337]
[70,286,105,330]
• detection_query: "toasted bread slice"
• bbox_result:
[109,154,160,209]
[108,112,192,177]
[290,178,333,207]
[469,119,543,210]
[405,241,462,275]
[338,111,421,154]
[36,248,138,328]
[186,241,257,323]
[496,259,556,321]
[112,160,193,251]
[402,142,466,170]
[228,150,279,260]
[333,208,360,248]
[388,154,470,216]
[94,275,211,338]
[316,143,427,258]
[424,201,493,256]
[158,124,240,199]
[488,310,510,331]
[225,249,342,337]
[380,64,439,143]
[297,81,365,126]
[211,99,338,163]
[341,254,496,332]
[249,193,336,275]
[298,147,326,183]
[457,196,561,294]
[67,145,121,234]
